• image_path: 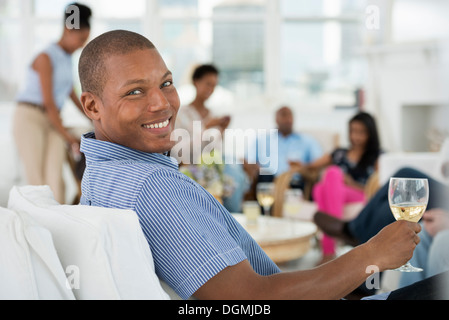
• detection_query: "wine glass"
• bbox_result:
[256,182,275,216]
[388,177,429,272]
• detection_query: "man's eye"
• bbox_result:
[161,80,173,88]
[128,89,143,96]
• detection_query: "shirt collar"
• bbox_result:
[80,132,179,170]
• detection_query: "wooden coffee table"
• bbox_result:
[232,214,317,264]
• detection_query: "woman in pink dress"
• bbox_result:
[304,112,381,264]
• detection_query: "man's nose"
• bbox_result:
[146,87,170,112]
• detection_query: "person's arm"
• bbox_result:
[289,153,332,173]
[33,53,79,146]
[343,174,365,191]
[345,157,381,191]
[306,153,332,170]
[194,220,421,300]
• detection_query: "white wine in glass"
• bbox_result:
[388,177,429,272]
[256,182,275,216]
[390,204,427,223]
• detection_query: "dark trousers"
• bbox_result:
[348,167,449,244]
[387,270,449,300]
[347,167,449,298]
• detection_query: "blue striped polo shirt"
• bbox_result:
[80,132,280,299]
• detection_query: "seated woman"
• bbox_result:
[173,64,230,164]
[173,64,247,211]
[296,112,381,263]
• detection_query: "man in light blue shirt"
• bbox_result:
[80,132,280,299]
[275,106,323,175]
[251,106,323,188]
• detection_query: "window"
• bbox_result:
[34,0,145,18]
[0,0,416,109]
[281,0,367,16]
[392,0,449,42]
[279,0,367,109]
[213,21,264,95]
[0,0,20,17]
[0,21,21,100]
[157,0,266,109]
[157,0,197,15]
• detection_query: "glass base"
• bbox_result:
[394,262,423,272]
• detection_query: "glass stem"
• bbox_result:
[264,206,270,216]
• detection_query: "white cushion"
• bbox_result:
[8,185,169,300]
[379,152,444,185]
[0,207,75,300]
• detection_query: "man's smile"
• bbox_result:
[141,117,172,132]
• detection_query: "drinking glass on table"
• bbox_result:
[388,177,429,272]
[283,189,303,219]
[257,182,275,216]
[243,201,261,225]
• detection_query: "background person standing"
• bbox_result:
[13,3,92,203]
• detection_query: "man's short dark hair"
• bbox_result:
[78,30,156,98]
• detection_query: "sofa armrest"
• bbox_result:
[378,152,444,185]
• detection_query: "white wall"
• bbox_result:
[363,40,449,152]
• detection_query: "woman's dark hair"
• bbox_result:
[64,2,92,29]
[192,64,219,82]
[350,111,381,170]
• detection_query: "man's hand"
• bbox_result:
[365,220,421,271]
[288,160,303,172]
[193,220,422,300]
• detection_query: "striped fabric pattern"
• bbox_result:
[80,132,281,299]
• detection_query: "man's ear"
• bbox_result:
[81,92,102,121]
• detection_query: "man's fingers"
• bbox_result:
[406,221,421,233]
[397,220,421,233]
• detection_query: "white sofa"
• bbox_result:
[380,138,449,185]
[3,137,447,299]
[1,185,169,300]
[379,151,446,185]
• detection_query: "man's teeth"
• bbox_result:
[143,119,169,129]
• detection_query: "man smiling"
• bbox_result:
[79,36,177,154]
[78,30,430,300]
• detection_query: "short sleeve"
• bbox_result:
[305,135,324,162]
[134,169,248,299]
